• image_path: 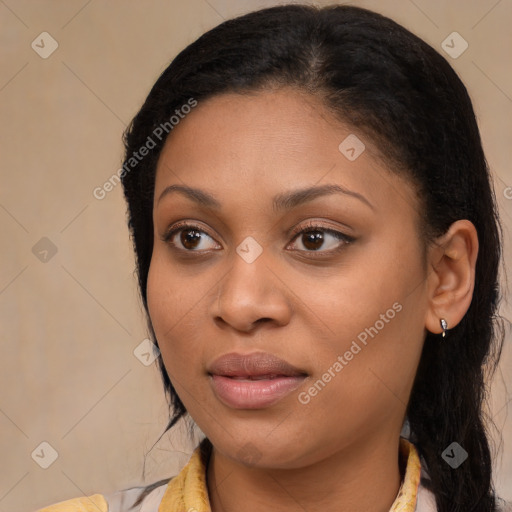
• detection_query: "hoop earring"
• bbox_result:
[440,318,448,338]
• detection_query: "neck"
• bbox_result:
[206,434,403,512]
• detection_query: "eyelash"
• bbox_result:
[161,220,355,257]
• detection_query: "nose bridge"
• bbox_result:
[212,241,291,331]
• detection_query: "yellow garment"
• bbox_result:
[37,438,421,512]
[36,494,108,512]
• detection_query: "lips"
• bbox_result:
[208,352,308,409]
[208,352,306,378]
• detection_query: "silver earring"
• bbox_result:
[440,318,448,338]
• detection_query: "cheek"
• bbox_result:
[146,254,201,375]
[322,249,426,413]
[147,256,175,339]
[146,248,227,398]
[318,238,422,345]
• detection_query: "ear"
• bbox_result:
[424,219,479,336]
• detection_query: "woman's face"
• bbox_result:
[147,88,430,468]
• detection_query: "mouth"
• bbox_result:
[207,352,308,409]
[228,374,291,380]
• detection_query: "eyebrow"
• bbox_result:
[157,183,374,211]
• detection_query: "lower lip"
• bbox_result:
[210,375,306,409]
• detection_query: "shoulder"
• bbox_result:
[36,494,108,512]
[35,481,170,512]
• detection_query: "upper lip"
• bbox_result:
[208,352,307,378]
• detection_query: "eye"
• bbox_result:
[162,222,220,252]
[287,221,355,254]
[161,220,355,255]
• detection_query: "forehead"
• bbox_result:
[158,89,342,172]
[153,88,419,218]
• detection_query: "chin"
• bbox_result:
[210,432,317,470]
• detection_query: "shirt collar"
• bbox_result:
[158,437,422,512]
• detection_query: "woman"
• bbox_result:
[38,4,511,512]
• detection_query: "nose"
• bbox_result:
[210,250,292,333]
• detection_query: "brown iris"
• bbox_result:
[180,228,203,250]
[301,231,324,251]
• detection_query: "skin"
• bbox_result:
[146,87,478,512]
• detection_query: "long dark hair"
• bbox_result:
[120,4,505,511]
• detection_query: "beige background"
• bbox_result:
[0,1,511,510]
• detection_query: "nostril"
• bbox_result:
[256,318,272,324]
